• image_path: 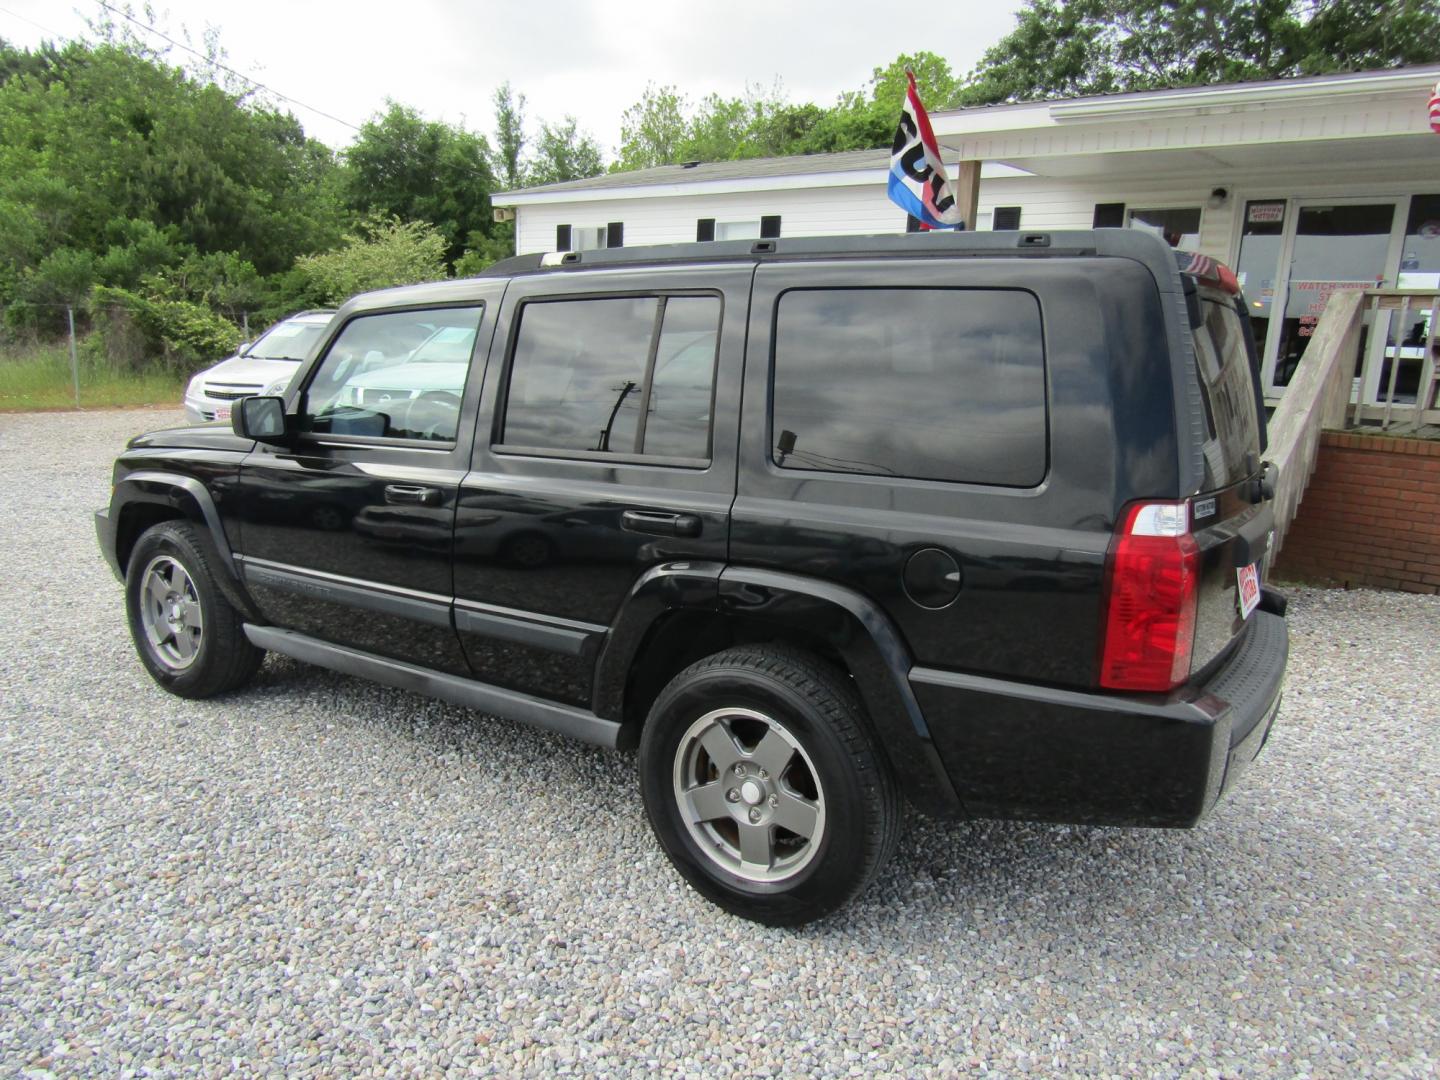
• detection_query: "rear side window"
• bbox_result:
[771,288,1047,486]
[1192,294,1263,488]
[500,295,720,462]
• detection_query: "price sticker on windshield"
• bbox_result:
[1237,563,1260,620]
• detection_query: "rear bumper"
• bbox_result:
[911,611,1287,827]
[95,506,122,582]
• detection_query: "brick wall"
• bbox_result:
[1273,432,1440,594]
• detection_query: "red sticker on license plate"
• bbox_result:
[1237,563,1260,619]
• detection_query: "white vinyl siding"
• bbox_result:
[515,185,913,256]
[512,165,1439,270]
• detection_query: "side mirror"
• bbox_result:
[236,341,253,357]
[233,395,289,442]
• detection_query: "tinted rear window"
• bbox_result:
[500,295,720,461]
[771,288,1047,486]
[1193,295,1263,489]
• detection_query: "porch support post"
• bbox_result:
[956,160,981,231]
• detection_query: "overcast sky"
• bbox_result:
[1,1,1024,158]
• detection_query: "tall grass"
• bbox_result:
[0,339,186,411]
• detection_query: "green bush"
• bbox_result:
[294,213,448,305]
[91,284,242,371]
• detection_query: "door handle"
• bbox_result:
[384,484,441,506]
[621,510,702,538]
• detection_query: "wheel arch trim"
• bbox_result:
[599,563,963,818]
[115,471,238,580]
[714,567,962,817]
[592,560,726,723]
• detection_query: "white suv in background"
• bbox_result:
[182,310,335,423]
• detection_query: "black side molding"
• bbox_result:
[240,559,451,628]
[453,602,602,657]
[244,625,622,748]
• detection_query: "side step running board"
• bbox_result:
[243,624,621,749]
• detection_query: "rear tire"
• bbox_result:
[124,521,264,699]
[638,645,901,926]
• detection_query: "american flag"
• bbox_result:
[1430,80,1440,135]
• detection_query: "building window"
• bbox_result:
[499,295,720,462]
[993,206,1022,231]
[772,287,1047,487]
[1400,193,1440,289]
[715,220,760,241]
[760,215,781,239]
[697,218,716,242]
[570,226,608,251]
[1128,207,1201,251]
[1093,203,1126,229]
[556,224,619,251]
[1235,199,1286,362]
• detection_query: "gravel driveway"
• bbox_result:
[2,408,1437,1077]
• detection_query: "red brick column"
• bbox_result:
[1273,432,1440,594]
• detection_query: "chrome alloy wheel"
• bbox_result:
[138,555,204,670]
[672,707,826,884]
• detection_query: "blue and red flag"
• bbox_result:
[888,71,963,230]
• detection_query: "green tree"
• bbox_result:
[615,84,689,170]
[493,82,527,190]
[294,213,448,305]
[20,247,95,306]
[794,52,962,153]
[1297,0,1440,72]
[528,117,606,185]
[961,0,1440,104]
[454,229,515,276]
[344,101,497,266]
[612,57,962,169]
[0,40,343,284]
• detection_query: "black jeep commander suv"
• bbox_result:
[97,230,1288,925]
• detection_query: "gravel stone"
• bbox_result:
[1,407,1437,1077]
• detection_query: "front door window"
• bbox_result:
[1235,200,1287,362]
[1271,203,1395,387]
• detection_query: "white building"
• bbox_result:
[493,65,1440,403]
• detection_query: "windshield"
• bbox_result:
[248,319,330,361]
[407,325,477,364]
[1192,289,1264,490]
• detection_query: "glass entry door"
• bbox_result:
[1253,199,1403,396]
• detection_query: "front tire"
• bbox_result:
[639,646,901,926]
[125,521,263,698]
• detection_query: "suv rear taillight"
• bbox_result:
[1098,501,1200,693]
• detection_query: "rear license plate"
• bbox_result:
[1237,563,1260,619]
[213,405,231,421]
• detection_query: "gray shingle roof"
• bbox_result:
[495,148,890,200]
[495,64,1440,202]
